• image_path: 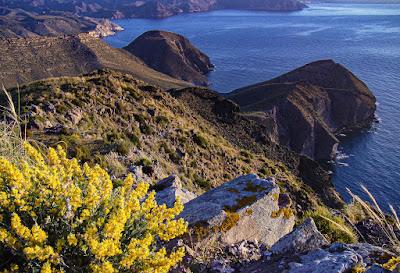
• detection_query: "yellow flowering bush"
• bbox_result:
[0,143,187,273]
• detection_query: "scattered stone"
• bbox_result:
[271,218,329,255]
[154,175,197,207]
[44,124,64,135]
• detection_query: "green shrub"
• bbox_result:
[194,175,212,190]
[155,116,169,126]
[193,133,208,148]
[303,206,357,244]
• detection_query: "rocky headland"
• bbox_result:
[228,60,377,161]
[125,30,213,86]
[0,7,122,38]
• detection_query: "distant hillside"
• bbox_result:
[0,7,122,38]
[0,34,189,89]
[0,0,307,19]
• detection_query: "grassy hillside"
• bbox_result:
[4,69,343,213]
[0,34,189,89]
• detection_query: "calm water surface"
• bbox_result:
[105,4,400,211]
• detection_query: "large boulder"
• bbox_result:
[179,174,295,247]
[228,60,376,161]
[271,218,329,255]
[125,30,213,86]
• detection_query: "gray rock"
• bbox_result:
[287,243,394,273]
[155,175,197,207]
[288,247,362,273]
[271,218,329,255]
[210,260,235,273]
[180,174,295,246]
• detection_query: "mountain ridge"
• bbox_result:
[0,0,308,19]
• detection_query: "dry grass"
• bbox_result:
[303,205,358,243]
[0,85,28,163]
[347,185,400,254]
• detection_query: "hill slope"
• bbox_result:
[0,0,307,19]
[0,7,122,38]
[125,30,213,86]
[5,69,342,211]
[0,34,189,89]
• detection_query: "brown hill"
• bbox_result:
[0,0,307,19]
[0,7,122,38]
[125,30,213,86]
[228,60,376,161]
[0,34,189,89]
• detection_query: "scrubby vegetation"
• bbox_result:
[0,143,187,272]
[303,206,358,244]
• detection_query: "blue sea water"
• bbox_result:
[104,4,400,211]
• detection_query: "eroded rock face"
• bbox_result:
[125,30,213,86]
[180,174,295,247]
[228,60,376,161]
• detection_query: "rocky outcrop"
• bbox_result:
[180,174,295,247]
[87,18,123,38]
[154,175,197,207]
[0,7,122,38]
[270,218,329,255]
[0,34,188,89]
[241,226,394,273]
[125,31,213,86]
[228,60,377,161]
[0,0,308,19]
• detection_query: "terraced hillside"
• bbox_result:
[0,34,189,89]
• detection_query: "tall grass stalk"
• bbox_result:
[0,85,28,163]
[347,186,400,253]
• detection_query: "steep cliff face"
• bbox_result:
[0,0,307,19]
[125,31,213,86]
[228,60,376,161]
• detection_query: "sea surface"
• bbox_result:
[104,4,400,211]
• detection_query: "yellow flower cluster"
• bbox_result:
[0,143,187,272]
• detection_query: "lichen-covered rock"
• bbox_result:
[271,218,329,255]
[154,175,197,207]
[179,174,295,246]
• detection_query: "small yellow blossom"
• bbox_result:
[0,144,187,272]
